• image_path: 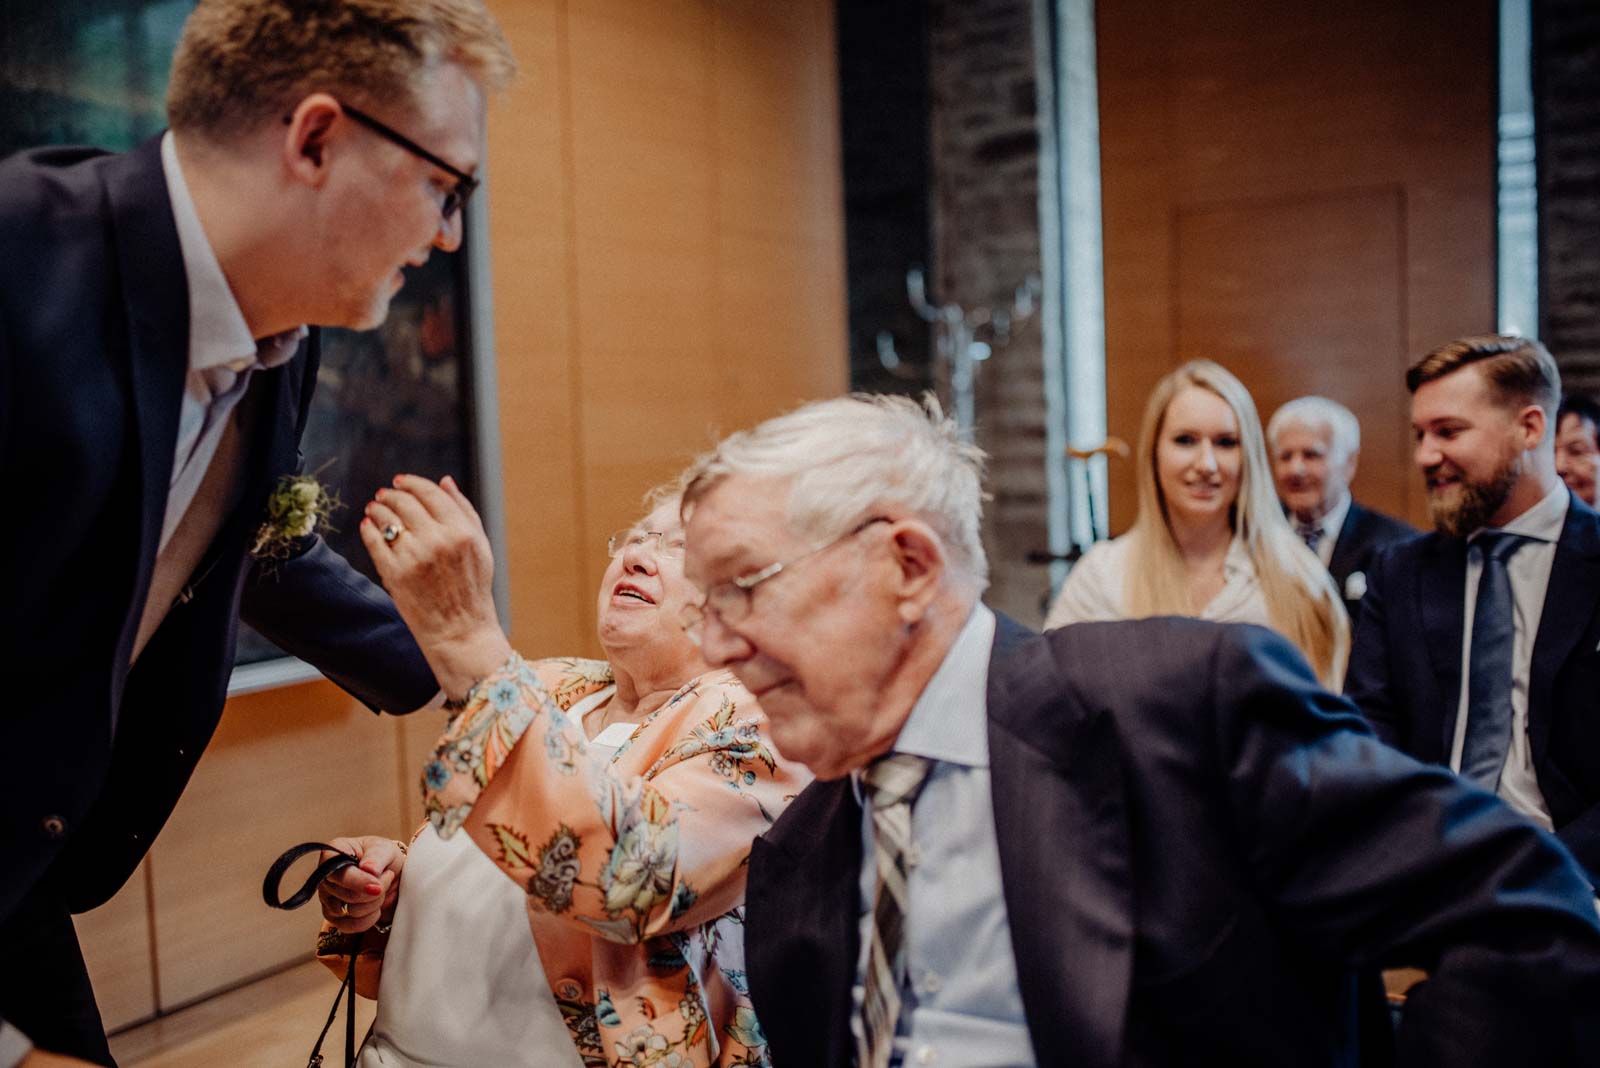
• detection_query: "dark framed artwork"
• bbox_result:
[1,0,506,689]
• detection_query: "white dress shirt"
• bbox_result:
[852,605,1035,1068]
[159,132,304,553]
[1296,491,1351,568]
[1448,483,1568,829]
[1044,533,1270,631]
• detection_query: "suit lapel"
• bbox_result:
[101,137,189,702]
[987,628,1133,1068]
[1418,536,1468,756]
[746,778,863,1068]
[1529,500,1600,762]
[1327,501,1366,582]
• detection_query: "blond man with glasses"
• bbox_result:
[0,4,515,1064]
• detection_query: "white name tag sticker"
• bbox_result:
[592,722,638,749]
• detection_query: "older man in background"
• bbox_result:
[680,393,1600,1068]
[1554,393,1600,506]
[1268,396,1414,620]
[0,3,514,1064]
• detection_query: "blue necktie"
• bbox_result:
[1462,532,1527,789]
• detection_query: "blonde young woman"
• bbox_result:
[1044,359,1349,688]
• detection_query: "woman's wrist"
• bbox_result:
[427,628,516,704]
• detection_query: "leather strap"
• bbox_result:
[263,842,366,1068]
[263,841,359,910]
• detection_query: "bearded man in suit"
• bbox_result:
[1268,395,1415,621]
[680,393,1600,1068]
[0,3,514,1065]
[1346,335,1600,890]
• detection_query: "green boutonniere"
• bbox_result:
[252,467,341,560]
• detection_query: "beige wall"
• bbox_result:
[1097,0,1497,532]
[79,0,846,1029]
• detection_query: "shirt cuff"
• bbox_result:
[0,1020,33,1068]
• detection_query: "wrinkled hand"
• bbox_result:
[360,474,513,698]
[318,836,405,935]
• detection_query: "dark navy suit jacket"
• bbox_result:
[1326,500,1416,624]
[1345,494,1600,887]
[746,616,1600,1068]
[0,136,438,931]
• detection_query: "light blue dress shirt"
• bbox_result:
[852,604,1036,1067]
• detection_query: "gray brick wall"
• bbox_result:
[928,0,1052,624]
[1537,0,1600,394]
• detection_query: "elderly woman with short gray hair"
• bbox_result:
[316,476,806,1068]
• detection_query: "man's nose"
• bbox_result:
[698,613,752,668]
[1414,436,1441,469]
[434,208,463,252]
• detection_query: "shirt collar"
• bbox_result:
[161,132,305,373]
[1474,481,1569,545]
[1316,490,1353,538]
[885,603,996,769]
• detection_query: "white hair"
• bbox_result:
[683,393,990,584]
[1267,396,1361,463]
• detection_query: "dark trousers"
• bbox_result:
[0,880,117,1067]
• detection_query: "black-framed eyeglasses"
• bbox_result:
[286,100,479,220]
[679,516,891,642]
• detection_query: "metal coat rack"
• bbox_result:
[876,267,1042,441]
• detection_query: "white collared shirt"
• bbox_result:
[159,132,304,553]
[1448,483,1569,829]
[850,605,1035,1068]
[1299,491,1352,568]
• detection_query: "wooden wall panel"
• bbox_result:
[74,862,156,1031]
[484,0,587,658]
[1174,188,1411,515]
[148,684,406,1009]
[1098,0,1496,532]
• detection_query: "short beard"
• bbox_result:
[1427,452,1521,538]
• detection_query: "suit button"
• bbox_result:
[41,815,67,839]
[915,1045,937,1064]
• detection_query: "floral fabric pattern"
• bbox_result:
[422,654,804,1068]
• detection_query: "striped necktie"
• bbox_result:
[858,753,932,1068]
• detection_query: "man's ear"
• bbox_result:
[281,93,343,188]
[884,520,947,625]
[1517,403,1549,450]
[1341,447,1360,484]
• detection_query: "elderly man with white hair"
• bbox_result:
[1269,395,1415,617]
[679,393,1600,1068]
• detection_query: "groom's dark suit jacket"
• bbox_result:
[0,138,437,933]
[747,617,1600,1068]
[1345,494,1600,886]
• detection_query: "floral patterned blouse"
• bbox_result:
[330,653,808,1068]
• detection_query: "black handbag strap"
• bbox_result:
[263,842,368,1068]
[263,841,359,910]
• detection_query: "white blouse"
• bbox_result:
[1043,534,1270,631]
[358,687,616,1068]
